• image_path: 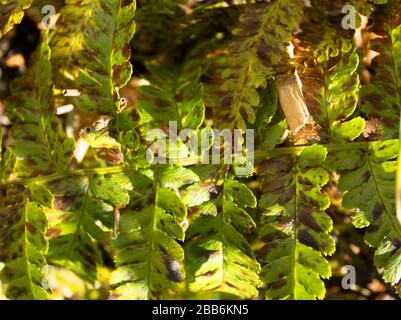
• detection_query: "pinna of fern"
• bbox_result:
[50,0,136,115]
[218,0,303,131]
[0,32,55,300]
[256,145,334,300]
[337,0,401,292]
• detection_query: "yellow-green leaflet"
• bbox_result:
[79,126,121,149]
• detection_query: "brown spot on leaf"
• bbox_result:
[367,224,379,233]
[255,242,278,260]
[256,157,293,176]
[221,95,232,107]
[298,206,321,232]
[188,206,199,216]
[25,222,37,235]
[362,171,371,182]
[53,196,74,211]
[298,230,319,251]
[226,281,239,289]
[262,230,286,243]
[373,202,384,219]
[209,185,222,199]
[46,228,61,238]
[298,175,312,186]
[391,239,401,250]
[271,279,287,289]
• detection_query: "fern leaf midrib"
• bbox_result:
[1,141,379,187]
[231,56,254,128]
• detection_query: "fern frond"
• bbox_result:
[219,0,302,130]
[333,140,401,289]
[44,173,133,281]
[298,2,364,144]
[256,145,334,300]
[184,176,261,299]
[50,0,136,114]
[0,185,49,299]
[298,2,356,72]
[110,167,193,299]
[361,1,401,139]
[0,0,32,37]
[299,48,365,143]
[2,32,73,179]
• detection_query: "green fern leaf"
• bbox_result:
[256,145,334,300]
[110,167,192,299]
[361,1,401,139]
[44,173,133,281]
[137,64,210,166]
[2,32,74,179]
[219,0,302,130]
[137,64,205,131]
[51,0,136,114]
[184,177,261,299]
[299,41,364,142]
[333,140,401,288]
[0,185,49,299]
[0,0,32,37]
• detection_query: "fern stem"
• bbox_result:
[254,141,370,161]
[1,165,131,186]
[1,141,376,187]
